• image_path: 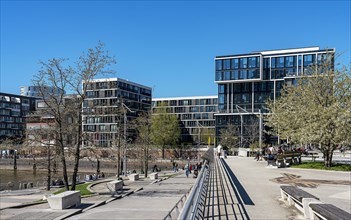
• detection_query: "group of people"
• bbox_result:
[85,172,105,181]
[184,162,202,178]
[254,144,277,161]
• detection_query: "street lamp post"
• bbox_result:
[235,105,249,148]
[121,102,135,177]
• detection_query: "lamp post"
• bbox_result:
[121,102,135,177]
[197,121,205,147]
[235,105,249,148]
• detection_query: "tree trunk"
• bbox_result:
[144,147,148,178]
[116,146,121,177]
[13,151,17,170]
[47,147,51,191]
[71,111,82,190]
[60,153,69,190]
[96,159,100,175]
[162,146,165,159]
[71,141,80,190]
[323,146,334,168]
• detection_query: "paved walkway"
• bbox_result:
[1,157,350,220]
[0,171,196,220]
[223,156,351,220]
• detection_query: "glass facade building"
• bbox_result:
[20,86,64,99]
[0,93,37,140]
[82,78,152,147]
[152,96,218,145]
[215,47,335,146]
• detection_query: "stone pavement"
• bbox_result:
[223,156,351,220]
[1,158,350,220]
[68,171,196,219]
[0,171,196,220]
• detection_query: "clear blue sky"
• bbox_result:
[1,0,350,98]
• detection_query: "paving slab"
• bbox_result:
[223,156,351,220]
[67,172,196,219]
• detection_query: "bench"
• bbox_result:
[149,173,158,180]
[280,185,320,218]
[302,152,320,162]
[129,173,139,181]
[47,191,81,210]
[276,152,302,167]
[106,180,123,192]
[309,203,351,220]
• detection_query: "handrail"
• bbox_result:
[178,160,209,220]
[163,186,192,220]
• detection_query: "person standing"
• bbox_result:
[185,163,190,178]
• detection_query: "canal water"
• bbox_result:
[0,169,113,191]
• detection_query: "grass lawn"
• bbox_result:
[291,161,351,171]
[53,182,93,196]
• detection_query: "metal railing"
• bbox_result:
[177,148,213,220]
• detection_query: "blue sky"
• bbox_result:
[1,0,350,98]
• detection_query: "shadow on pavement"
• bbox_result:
[221,158,255,206]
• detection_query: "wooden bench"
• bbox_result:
[129,173,139,181]
[47,191,81,210]
[302,152,320,162]
[309,203,351,220]
[276,152,302,167]
[280,185,320,218]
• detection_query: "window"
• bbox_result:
[232,70,239,80]
[271,58,276,68]
[219,94,225,104]
[303,54,315,66]
[216,60,222,70]
[285,56,295,67]
[278,57,284,68]
[239,58,247,68]
[224,71,230,80]
[239,70,247,79]
[99,125,106,131]
[248,57,256,68]
[216,71,223,81]
[223,59,231,70]
[219,84,225,93]
[110,124,118,132]
[232,59,239,69]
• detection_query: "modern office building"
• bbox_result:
[20,86,64,99]
[0,92,37,141]
[82,78,152,147]
[152,96,218,146]
[214,46,335,147]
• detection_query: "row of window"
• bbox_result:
[216,69,260,81]
[153,99,217,107]
[86,81,151,96]
[83,124,120,132]
[179,113,214,120]
[216,56,261,70]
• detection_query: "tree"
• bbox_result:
[219,124,239,154]
[32,42,116,190]
[265,56,351,167]
[150,103,181,159]
[133,112,152,177]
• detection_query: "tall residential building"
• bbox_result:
[214,46,335,147]
[20,86,64,98]
[82,78,152,147]
[0,93,36,141]
[152,96,218,146]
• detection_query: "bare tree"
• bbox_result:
[32,42,116,190]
